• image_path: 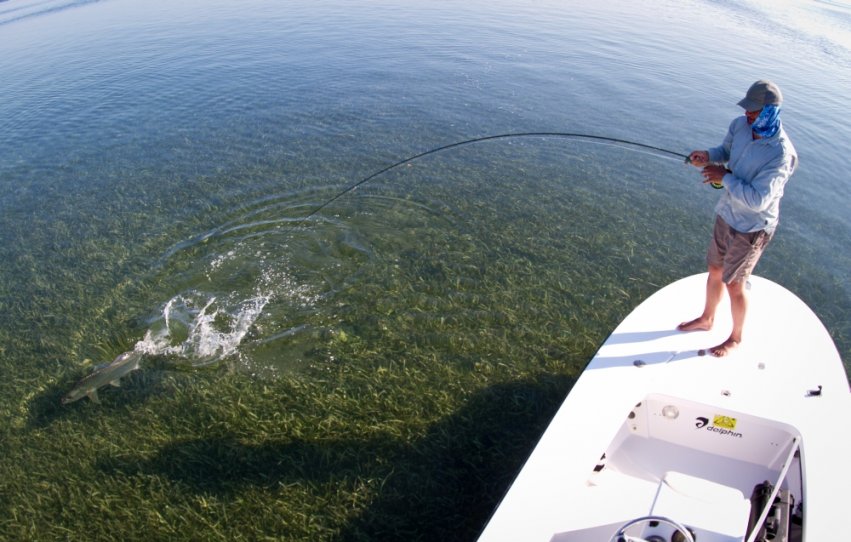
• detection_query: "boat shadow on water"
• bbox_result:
[94,373,576,541]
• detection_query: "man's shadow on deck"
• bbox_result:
[98,373,575,541]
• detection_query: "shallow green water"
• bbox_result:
[4,141,711,541]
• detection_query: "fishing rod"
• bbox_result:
[297,132,690,225]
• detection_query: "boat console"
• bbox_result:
[564,394,803,542]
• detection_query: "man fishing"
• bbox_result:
[679,80,798,356]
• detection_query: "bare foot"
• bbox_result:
[710,338,740,357]
[677,316,713,332]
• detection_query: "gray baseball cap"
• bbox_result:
[738,80,783,111]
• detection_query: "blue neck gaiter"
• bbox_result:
[752,104,781,138]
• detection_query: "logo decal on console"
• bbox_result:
[694,415,742,438]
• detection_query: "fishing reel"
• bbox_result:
[684,155,723,189]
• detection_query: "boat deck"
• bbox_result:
[478,274,850,542]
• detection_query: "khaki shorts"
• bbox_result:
[706,215,774,284]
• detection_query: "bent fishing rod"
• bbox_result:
[297,132,690,226]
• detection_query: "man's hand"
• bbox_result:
[701,165,728,185]
[687,150,710,167]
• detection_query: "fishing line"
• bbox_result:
[297,132,689,225]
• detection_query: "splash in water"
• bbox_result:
[134,263,318,368]
[135,290,270,366]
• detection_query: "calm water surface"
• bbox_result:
[0,0,849,538]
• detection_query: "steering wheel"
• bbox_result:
[609,515,695,542]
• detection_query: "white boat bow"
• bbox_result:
[478,273,850,542]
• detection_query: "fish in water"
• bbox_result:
[61,350,143,405]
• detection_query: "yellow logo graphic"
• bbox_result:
[713,415,737,430]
